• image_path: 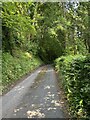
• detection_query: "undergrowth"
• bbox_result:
[2,50,42,93]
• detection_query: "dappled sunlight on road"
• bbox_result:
[44,85,55,90]
[14,86,25,94]
[27,109,45,118]
[47,107,56,111]
[12,83,65,118]
[37,70,41,73]
[45,69,54,73]
[3,66,66,118]
[44,86,51,89]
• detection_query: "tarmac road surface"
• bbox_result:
[1,65,66,119]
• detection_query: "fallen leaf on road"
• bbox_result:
[14,108,20,113]
[47,107,56,110]
[27,110,45,118]
[44,86,50,89]
[44,97,50,101]
[51,100,62,107]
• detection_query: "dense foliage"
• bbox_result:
[1,1,90,118]
[2,2,89,62]
[55,54,90,118]
[2,51,42,92]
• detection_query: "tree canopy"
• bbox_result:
[2,2,90,118]
[2,2,90,62]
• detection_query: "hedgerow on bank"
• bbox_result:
[55,54,90,118]
[2,51,42,93]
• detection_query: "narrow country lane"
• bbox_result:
[1,65,66,118]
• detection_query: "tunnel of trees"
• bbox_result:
[1,1,90,118]
[2,2,90,62]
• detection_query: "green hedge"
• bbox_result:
[2,51,42,93]
[55,54,90,118]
